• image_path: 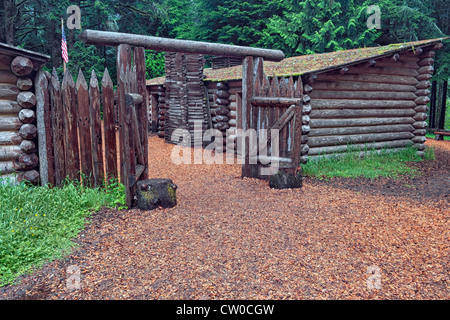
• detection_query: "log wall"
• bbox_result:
[0,53,40,184]
[147,43,441,163]
[164,52,208,145]
[307,46,437,160]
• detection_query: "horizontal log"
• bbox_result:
[308,147,410,161]
[405,47,423,56]
[0,84,20,100]
[0,131,23,145]
[415,89,430,97]
[310,108,416,119]
[309,90,417,101]
[310,117,414,128]
[419,51,435,59]
[20,140,37,153]
[216,82,229,90]
[0,55,13,70]
[0,161,17,174]
[19,124,37,139]
[216,90,230,99]
[302,115,310,125]
[18,109,36,124]
[416,81,431,89]
[347,65,419,77]
[302,125,310,135]
[412,136,427,144]
[310,124,414,137]
[308,132,415,148]
[304,84,313,94]
[413,129,427,136]
[0,100,21,114]
[17,91,37,108]
[302,104,312,115]
[418,58,434,67]
[412,121,427,129]
[17,153,39,170]
[214,122,230,131]
[125,93,144,105]
[215,106,230,115]
[311,99,416,109]
[414,96,430,105]
[308,139,413,156]
[213,115,229,123]
[417,66,434,74]
[0,116,22,130]
[17,170,40,184]
[312,81,416,93]
[374,59,419,69]
[17,77,33,90]
[414,105,428,113]
[216,98,230,106]
[0,145,23,160]
[11,56,33,77]
[433,43,444,51]
[249,155,292,164]
[251,97,300,107]
[81,29,285,61]
[398,55,419,62]
[414,143,426,151]
[416,74,432,81]
[0,70,18,84]
[315,73,418,86]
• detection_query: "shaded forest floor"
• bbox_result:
[1,136,449,300]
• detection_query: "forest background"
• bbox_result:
[0,0,448,126]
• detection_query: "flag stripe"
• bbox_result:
[62,26,69,63]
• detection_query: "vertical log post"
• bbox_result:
[241,56,254,178]
[62,69,80,181]
[35,68,54,185]
[49,69,66,186]
[76,69,94,186]
[133,46,149,181]
[124,93,137,208]
[101,68,117,180]
[117,44,132,206]
[438,80,448,130]
[89,70,104,187]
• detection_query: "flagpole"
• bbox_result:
[62,18,66,73]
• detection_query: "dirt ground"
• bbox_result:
[0,136,449,300]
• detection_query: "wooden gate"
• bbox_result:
[240,56,308,179]
[117,44,149,207]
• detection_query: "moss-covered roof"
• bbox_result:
[147,38,445,86]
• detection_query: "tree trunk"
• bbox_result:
[438,80,448,130]
[2,0,16,45]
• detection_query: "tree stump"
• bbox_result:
[136,179,177,211]
[269,170,303,189]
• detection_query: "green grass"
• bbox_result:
[302,145,435,179]
[0,178,126,286]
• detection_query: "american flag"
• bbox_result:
[61,25,69,64]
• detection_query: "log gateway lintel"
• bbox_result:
[80,30,285,62]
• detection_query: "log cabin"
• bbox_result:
[147,38,445,162]
[0,42,50,184]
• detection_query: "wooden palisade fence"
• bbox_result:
[38,45,149,207]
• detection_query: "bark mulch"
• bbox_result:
[1,136,449,300]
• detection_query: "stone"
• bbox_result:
[136,179,177,211]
